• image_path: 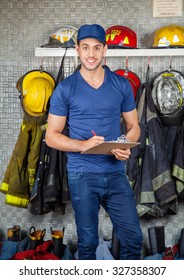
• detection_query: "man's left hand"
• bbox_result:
[111,148,131,161]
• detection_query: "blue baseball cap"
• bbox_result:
[77,24,106,44]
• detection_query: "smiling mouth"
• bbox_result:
[87,58,96,65]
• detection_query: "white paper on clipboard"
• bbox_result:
[81,141,140,155]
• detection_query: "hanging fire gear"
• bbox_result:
[41,25,78,48]
[126,67,178,218]
[151,68,184,201]
[142,24,184,48]
[171,121,184,199]
[29,51,71,215]
[106,25,137,48]
[0,70,55,208]
[16,70,55,119]
[29,129,70,215]
[115,68,141,99]
[114,56,141,99]
[29,130,52,215]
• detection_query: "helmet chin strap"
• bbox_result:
[55,48,68,86]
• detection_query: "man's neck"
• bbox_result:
[80,66,105,89]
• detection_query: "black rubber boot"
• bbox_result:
[7,225,20,241]
[51,227,65,259]
[179,228,184,258]
[148,226,165,255]
[28,226,46,250]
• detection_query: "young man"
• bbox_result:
[46,24,143,260]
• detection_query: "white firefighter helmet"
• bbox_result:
[151,70,184,126]
[42,25,78,48]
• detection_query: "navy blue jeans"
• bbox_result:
[68,171,143,260]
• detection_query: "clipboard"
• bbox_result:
[81,141,140,155]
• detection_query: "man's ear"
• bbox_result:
[103,44,108,57]
[75,44,79,56]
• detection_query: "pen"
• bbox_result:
[92,130,97,136]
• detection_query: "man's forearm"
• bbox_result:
[46,132,86,152]
[125,126,141,142]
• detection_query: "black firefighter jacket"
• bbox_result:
[172,121,184,199]
[126,82,178,218]
[29,126,71,215]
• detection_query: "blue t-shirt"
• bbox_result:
[49,67,136,173]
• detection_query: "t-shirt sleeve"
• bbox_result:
[49,83,68,116]
[121,78,136,112]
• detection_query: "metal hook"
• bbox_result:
[147,56,150,67]
[123,56,129,77]
[39,57,44,72]
[125,56,129,71]
[146,56,150,83]
[169,56,172,72]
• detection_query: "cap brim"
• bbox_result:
[78,35,106,44]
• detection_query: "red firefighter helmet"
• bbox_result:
[115,69,141,99]
[106,25,137,48]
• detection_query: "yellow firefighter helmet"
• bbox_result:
[142,24,184,48]
[16,70,55,117]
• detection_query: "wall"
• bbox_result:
[1,0,184,257]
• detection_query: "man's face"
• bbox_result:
[76,38,107,71]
